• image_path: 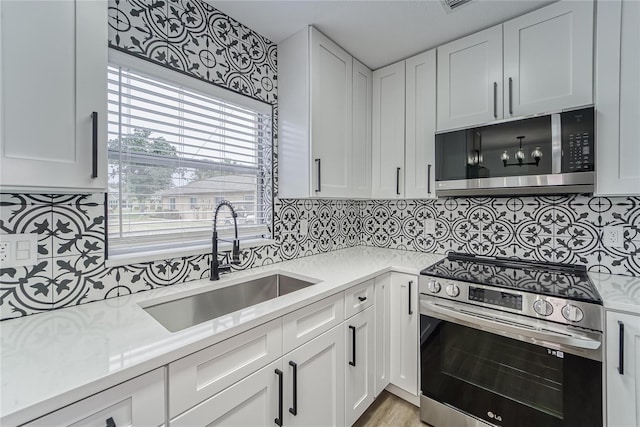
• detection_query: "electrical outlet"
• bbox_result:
[0,233,38,267]
[0,241,10,263]
[603,226,624,248]
[424,218,436,235]
[299,219,309,237]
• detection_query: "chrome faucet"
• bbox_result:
[211,200,241,281]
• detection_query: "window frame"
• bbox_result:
[106,49,274,261]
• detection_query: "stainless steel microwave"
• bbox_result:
[435,107,595,196]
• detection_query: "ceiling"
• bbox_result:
[210,0,554,70]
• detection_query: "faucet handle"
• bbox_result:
[231,240,241,264]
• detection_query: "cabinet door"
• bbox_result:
[389,273,418,396]
[171,359,282,426]
[503,1,593,118]
[595,0,640,196]
[0,0,107,191]
[345,307,375,426]
[310,28,353,198]
[374,274,391,396]
[352,59,373,198]
[284,324,345,427]
[606,311,640,427]
[372,61,406,198]
[405,50,437,199]
[437,25,503,131]
[24,369,164,426]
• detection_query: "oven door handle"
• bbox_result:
[421,301,601,351]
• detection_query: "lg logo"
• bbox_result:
[487,411,503,422]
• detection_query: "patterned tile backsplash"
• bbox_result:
[2,193,638,320]
[359,196,639,276]
[0,195,362,319]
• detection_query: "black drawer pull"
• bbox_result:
[275,368,283,426]
[106,417,116,427]
[289,361,298,415]
[617,320,624,375]
[349,325,356,367]
[358,296,367,302]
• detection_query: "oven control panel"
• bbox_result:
[419,276,603,332]
[469,287,523,310]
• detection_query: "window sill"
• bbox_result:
[104,238,275,268]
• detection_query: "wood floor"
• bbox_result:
[353,391,423,427]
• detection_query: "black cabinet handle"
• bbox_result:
[396,167,401,195]
[91,112,98,178]
[275,369,283,426]
[105,417,116,427]
[427,164,432,194]
[315,158,321,192]
[358,296,367,302]
[408,280,413,315]
[493,82,498,119]
[617,320,624,375]
[508,77,513,115]
[349,325,356,367]
[289,361,298,415]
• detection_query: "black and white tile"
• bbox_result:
[360,196,640,276]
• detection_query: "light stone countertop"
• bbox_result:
[0,247,444,426]
[2,247,639,426]
[589,272,640,315]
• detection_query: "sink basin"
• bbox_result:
[143,274,316,332]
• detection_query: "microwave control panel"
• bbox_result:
[561,107,595,173]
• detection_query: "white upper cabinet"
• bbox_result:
[437,0,594,131]
[278,26,372,198]
[437,25,503,131]
[503,1,594,118]
[310,29,353,198]
[0,0,107,192]
[372,61,406,198]
[352,59,373,198]
[405,50,437,199]
[595,0,640,195]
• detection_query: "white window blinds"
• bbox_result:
[107,59,272,255]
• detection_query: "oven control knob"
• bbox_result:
[445,284,460,298]
[561,304,584,322]
[427,280,441,293]
[533,300,553,316]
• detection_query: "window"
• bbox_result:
[107,53,272,256]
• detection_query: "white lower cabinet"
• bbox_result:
[389,273,419,396]
[168,319,282,418]
[374,274,391,396]
[284,324,346,427]
[171,359,282,426]
[345,307,375,426]
[24,369,164,427]
[606,311,640,427]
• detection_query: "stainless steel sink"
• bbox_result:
[143,274,316,332]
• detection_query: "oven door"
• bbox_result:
[420,298,602,427]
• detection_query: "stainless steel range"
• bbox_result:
[419,253,603,427]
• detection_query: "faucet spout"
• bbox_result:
[211,200,241,281]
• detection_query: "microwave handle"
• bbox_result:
[551,114,562,174]
[421,300,601,351]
